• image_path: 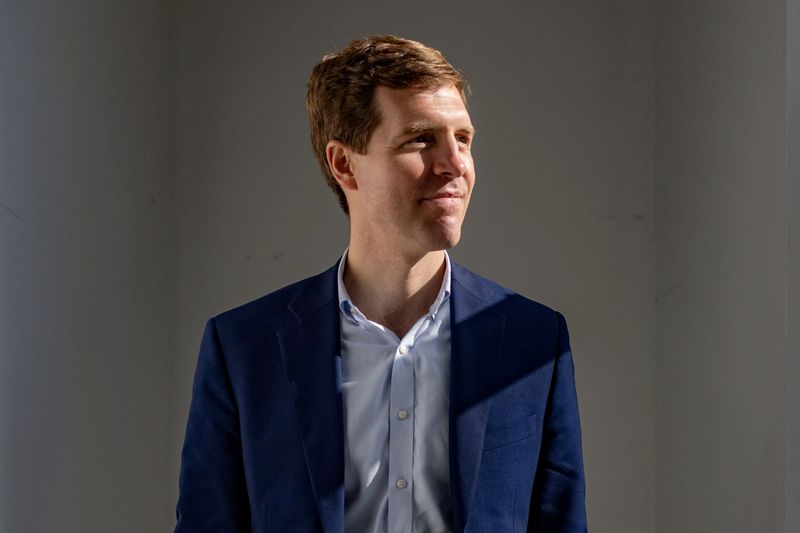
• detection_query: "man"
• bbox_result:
[175,35,587,532]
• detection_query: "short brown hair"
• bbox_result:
[306,35,468,214]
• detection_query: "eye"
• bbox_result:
[456,134,472,146]
[409,134,433,145]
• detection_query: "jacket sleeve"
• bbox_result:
[528,311,588,532]
[175,318,251,532]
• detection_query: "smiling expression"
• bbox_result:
[344,84,476,258]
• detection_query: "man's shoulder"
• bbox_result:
[451,262,562,321]
[212,262,339,332]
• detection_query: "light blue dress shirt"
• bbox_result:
[338,250,454,533]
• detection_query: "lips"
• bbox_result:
[423,191,464,201]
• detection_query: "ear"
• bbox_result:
[326,140,358,191]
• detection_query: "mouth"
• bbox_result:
[422,191,464,203]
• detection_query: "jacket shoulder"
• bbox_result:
[212,263,338,334]
[452,262,561,321]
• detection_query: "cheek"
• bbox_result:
[463,171,476,197]
[464,153,475,176]
[395,152,427,176]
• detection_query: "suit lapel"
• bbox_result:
[449,263,507,533]
[277,265,344,533]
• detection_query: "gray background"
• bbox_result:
[0,0,797,532]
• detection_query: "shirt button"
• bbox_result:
[398,345,408,355]
[397,409,409,420]
[396,478,407,489]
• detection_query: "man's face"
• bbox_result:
[347,84,475,257]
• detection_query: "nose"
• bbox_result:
[431,136,467,178]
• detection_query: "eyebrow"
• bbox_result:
[397,121,476,139]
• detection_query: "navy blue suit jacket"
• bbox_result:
[175,261,587,532]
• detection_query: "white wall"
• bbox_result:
[169,2,655,532]
[0,1,173,531]
[655,0,792,531]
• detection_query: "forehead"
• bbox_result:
[372,84,471,130]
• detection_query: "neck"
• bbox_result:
[343,242,446,338]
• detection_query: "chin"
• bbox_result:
[428,226,462,251]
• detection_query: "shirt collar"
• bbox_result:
[337,248,452,324]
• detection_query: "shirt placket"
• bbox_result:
[387,316,430,533]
